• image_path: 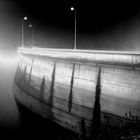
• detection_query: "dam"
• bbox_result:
[13,47,140,138]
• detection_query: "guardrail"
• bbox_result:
[18,47,140,66]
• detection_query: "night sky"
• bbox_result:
[1,0,140,50]
[17,1,139,32]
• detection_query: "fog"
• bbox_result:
[0,48,19,132]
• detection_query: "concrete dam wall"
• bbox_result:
[13,47,140,137]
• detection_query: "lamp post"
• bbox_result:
[70,7,77,50]
[21,16,27,48]
[29,24,33,47]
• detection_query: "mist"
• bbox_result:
[0,48,19,132]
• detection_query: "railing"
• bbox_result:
[18,47,140,66]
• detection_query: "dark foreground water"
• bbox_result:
[14,100,80,140]
[0,101,80,139]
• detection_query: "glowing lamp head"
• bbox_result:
[70,7,75,11]
[24,17,27,20]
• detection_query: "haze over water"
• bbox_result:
[0,48,19,133]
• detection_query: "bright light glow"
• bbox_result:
[24,17,27,20]
[0,54,18,64]
[71,7,74,11]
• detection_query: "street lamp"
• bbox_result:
[70,7,77,50]
[29,24,33,47]
[21,16,27,48]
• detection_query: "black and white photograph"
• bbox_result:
[1,0,140,139]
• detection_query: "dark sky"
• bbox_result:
[1,0,140,50]
[16,0,140,33]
